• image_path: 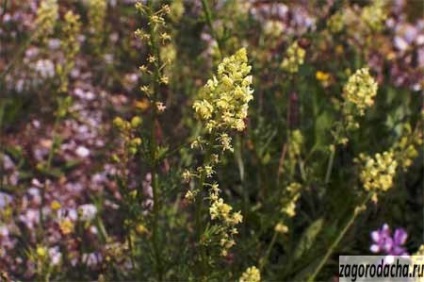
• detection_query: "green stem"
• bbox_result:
[151,170,162,281]
[194,135,214,279]
[39,110,62,239]
[146,2,163,279]
[307,193,371,282]
[0,102,5,192]
[259,230,278,272]
[324,148,335,184]
[127,231,136,271]
[200,0,223,58]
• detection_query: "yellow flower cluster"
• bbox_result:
[240,266,261,282]
[274,222,289,234]
[185,49,254,259]
[193,48,253,132]
[280,42,306,74]
[361,0,387,32]
[288,130,304,159]
[169,0,185,22]
[62,12,81,62]
[59,218,74,235]
[35,0,58,39]
[343,68,378,116]
[357,151,397,195]
[135,3,171,108]
[208,183,243,256]
[263,20,284,39]
[327,11,344,33]
[87,0,107,53]
[392,123,423,171]
[36,245,48,259]
[281,182,302,217]
[315,71,331,87]
[57,11,81,93]
[113,116,143,156]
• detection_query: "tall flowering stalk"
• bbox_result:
[185,48,253,276]
[280,41,306,74]
[35,0,59,41]
[57,11,81,93]
[326,67,378,183]
[87,0,107,55]
[115,2,172,280]
[0,0,58,81]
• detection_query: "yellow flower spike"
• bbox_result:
[281,42,306,73]
[193,48,253,132]
[87,0,107,53]
[35,0,58,38]
[343,68,378,116]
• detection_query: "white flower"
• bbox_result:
[78,204,97,221]
[76,146,90,158]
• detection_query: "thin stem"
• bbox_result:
[325,118,345,185]
[39,110,62,238]
[307,193,371,282]
[259,230,278,272]
[146,2,163,279]
[200,0,223,58]
[324,148,335,184]
[194,135,214,279]
[127,231,136,271]
[151,170,162,281]
[0,102,5,192]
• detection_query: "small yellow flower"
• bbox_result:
[130,116,142,128]
[185,190,196,202]
[36,245,48,259]
[135,224,148,235]
[275,222,289,234]
[59,219,74,235]
[148,55,156,63]
[182,170,192,183]
[160,76,169,85]
[50,200,61,211]
[204,165,214,178]
[160,32,171,43]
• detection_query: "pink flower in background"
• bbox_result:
[370,224,408,256]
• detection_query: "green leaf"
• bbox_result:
[293,218,324,260]
[314,111,332,149]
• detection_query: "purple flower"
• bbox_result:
[370,224,408,256]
